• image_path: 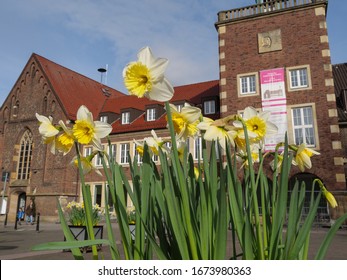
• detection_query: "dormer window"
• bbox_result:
[176,104,184,112]
[146,108,156,121]
[122,112,130,124]
[204,100,216,115]
[100,115,108,123]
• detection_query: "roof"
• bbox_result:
[332,63,347,122]
[33,53,125,119]
[103,80,220,134]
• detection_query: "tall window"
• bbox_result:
[240,75,256,95]
[17,130,33,180]
[94,184,102,206]
[84,146,92,157]
[194,137,202,160]
[95,145,104,166]
[122,112,130,124]
[100,116,108,123]
[292,106,315,147]
[146,108,156,121]
[204,100,216,115]
[110,144,117,163]
[290,68,308,89]
[120,143,130,164]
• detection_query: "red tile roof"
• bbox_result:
[104,80,220,134]
[34,53,125,119]
[33,53,220,134]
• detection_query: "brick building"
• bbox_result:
[0,0,346,223]
[215,0,347,221]
[0,53,219,222]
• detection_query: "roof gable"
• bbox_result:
[33,54,125,119]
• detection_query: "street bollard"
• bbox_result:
[36,212,40,232]
[14,216,18,230]
[4,213,8,227]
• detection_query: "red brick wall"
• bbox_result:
[217,5,346,191]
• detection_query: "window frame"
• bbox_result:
[286,65,312,92]
[204,100,216,115]
[120,143,130,164]
[146,108,156,121]
[237,72,259,97]
[287,103,319,149]
[121,112,130,124]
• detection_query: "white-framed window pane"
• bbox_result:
[120,143,130,164]
[290,68,308,88]
[194,137,202,160]
[204,100,215,115]
[122,112,130,124]
[100,116,108,123]
[147,108,156,121]
[94,184,102,206]
[292,107,315,147]
[110,144,117,162]
[84,146,93,157]
[240,75,256,94]
[95,145,104,166]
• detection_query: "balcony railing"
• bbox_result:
[217,0,327,23]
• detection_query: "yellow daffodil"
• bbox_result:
[292,143,320,172]
[71,154,102,176]
[72,105,112,150]
[315,179,338,208]
[270,153,284,172]
[237,143,261,168]
[55,120,75,155]
[123,46,174,102]
[169,103,201,140]
[144,130,169,155]
[197,116,238,150]
[234,107,278,142]
[36,113,60,138]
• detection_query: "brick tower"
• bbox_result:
[215,0,346,221]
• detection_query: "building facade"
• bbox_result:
[0,0,346,224]
[215,0,347,221]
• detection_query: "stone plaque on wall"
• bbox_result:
[258,29,282,53]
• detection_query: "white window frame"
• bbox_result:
[100,116,108,123]
[291,105,316,147]
[176,104,184,112]
[109,144,117,163]
[120,143,130,164]
[121,112,130,124]
[95,145,104,167]
[286,65,312,91]
[146,108,156,121]
[204,100,216,115]
[237,72,259,97]
[194,137,203,160]
[84,146,93,157]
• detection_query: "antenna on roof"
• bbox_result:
[98,64,108,85]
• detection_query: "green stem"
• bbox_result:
[165,101,199,260]
[75,142,98,259]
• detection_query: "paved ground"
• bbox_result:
[0,220,346,260]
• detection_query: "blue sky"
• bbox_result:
[0,0,346,105]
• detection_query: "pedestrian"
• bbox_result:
[17,207,24,225]
[25,199,36,225]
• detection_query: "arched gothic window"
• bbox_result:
[17,130,33,180]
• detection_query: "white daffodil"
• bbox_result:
[72,105,112,150]
[234,106,278,142]
[169,103,201,140]
[197,116,237,150]
[123,46,174,102]
[36,113,59,138]
[292,143,320,172]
